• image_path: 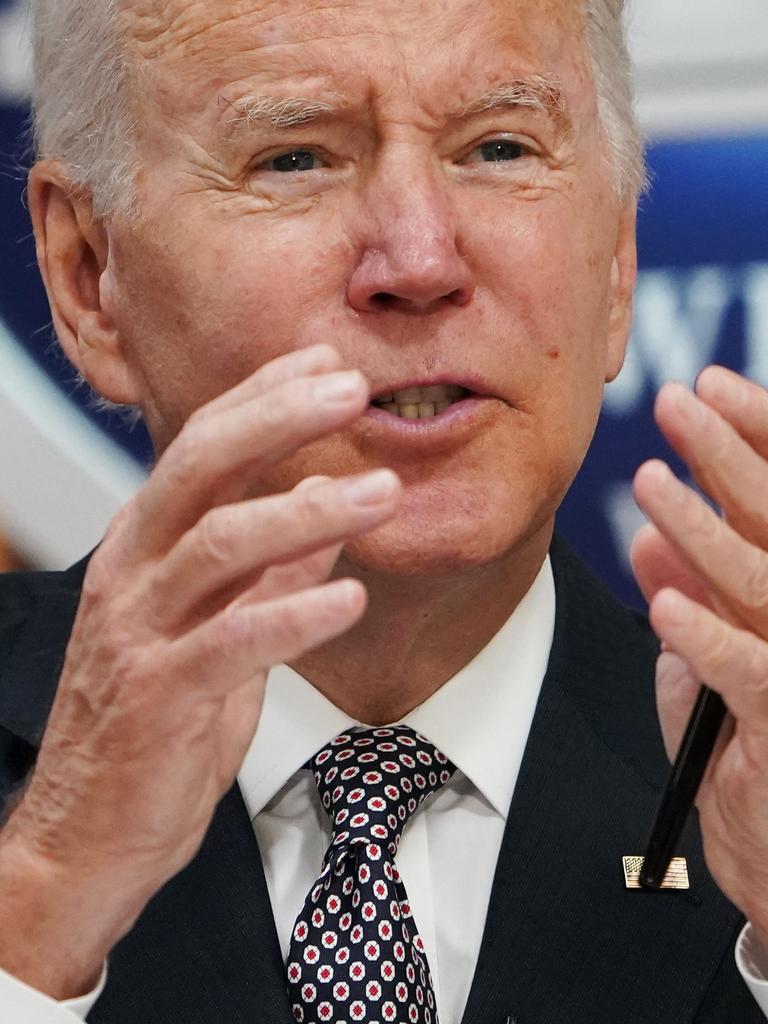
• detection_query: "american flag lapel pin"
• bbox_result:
[622,855,690,890]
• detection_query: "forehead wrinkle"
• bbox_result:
[124,0,372,61]
[126,2,589,149]
[125,3,269,56]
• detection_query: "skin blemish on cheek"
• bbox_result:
[548,348,560,360]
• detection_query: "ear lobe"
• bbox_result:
[27,160,143,405]
[604,204,638,384]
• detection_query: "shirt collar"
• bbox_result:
[239,556,555,820]
[401,556,554,815]
[238,666,356,820]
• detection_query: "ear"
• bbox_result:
[604,201,638,384]
[27,160,144,405]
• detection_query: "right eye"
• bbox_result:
[262,150,324,173]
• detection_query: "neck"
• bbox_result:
[290,522,553,724]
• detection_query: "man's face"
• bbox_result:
[102,0,635,577]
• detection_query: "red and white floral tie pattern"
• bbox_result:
[286,727,457,1024]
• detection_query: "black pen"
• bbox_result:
[639,685,727,890]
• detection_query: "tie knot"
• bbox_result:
[308,727,456,856]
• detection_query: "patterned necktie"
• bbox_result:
[287,726,457,1024]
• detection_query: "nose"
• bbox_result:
[346,163,475,315]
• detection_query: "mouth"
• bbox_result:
[359,377,502,450]
[369,383,474,420]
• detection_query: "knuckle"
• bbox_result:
[264,377,322,427]
[745,638,768,696]
[741,553,768,615]
[207,605,260,663]
[745,634,768,692]
[272,601,307,649]
[690,498,719,541]
[298,482,334,519]
[705,631,734,678]
[198,507,237,564]
[168,425,205,485]
[704,423,731,464]
[256,389,288,430]
[203,610,243,662]
[80,552,115,604]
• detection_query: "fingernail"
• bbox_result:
[332,579,364,613]
[342,469,399,507]
[314,371,363,405]
[645,461,684,505]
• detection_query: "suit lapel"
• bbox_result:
[461,539,745,1024]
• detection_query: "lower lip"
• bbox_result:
[361,396,497,442]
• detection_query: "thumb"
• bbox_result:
[655,650,734,782]
[655,650,700,761]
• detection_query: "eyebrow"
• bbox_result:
[461,75,568,127]
[219,73,567,138]
[222,94,342,135]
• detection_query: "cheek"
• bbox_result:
[471,191,614,413]
[449,191,617,520]
[111,205,353,421]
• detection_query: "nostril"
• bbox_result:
[372,292,395,306]
[448,287,471,306]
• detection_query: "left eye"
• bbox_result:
[266,150,321,173]
[466,140,527,163]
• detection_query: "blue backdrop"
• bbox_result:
[559,136,768,604]
[2,18,767,603]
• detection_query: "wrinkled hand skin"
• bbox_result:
[0,343,403,995]
[631,365,768,944]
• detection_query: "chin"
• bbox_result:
[341,502,549,582]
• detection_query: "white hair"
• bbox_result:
[30,0,134,217]
[30,0,646,213]
[585,0,647,200]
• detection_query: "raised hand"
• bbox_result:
[0,344,402,998]
[632,367,768,939]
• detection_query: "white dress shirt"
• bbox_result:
[2,555,768,1020]
[239,554,555,1024]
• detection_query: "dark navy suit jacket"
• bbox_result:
[0,538,762,1023]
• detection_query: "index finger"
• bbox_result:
[119,367,370,559]
[193,343,345,421]
[695,366,768,460]
[652,383,768,551]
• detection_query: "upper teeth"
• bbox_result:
[370,384,471,420]
[374,385,467,404]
